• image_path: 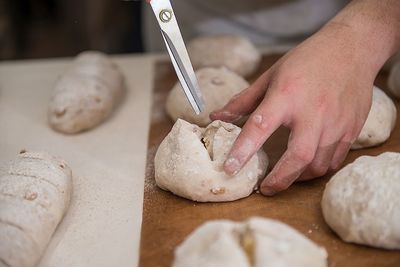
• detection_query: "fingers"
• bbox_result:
[330,138,352,170]
[223,95,287,175]
[297,141,338,181]
[210,70,272,123]
[260,121,321,196]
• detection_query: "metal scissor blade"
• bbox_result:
[160,30,204,114]
[149,0,204,114]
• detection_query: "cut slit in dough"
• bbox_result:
[172,217,328,267]
[154,119,268,202]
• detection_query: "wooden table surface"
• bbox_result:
[139,54,400,267]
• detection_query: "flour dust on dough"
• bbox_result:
[166,67,249,126]
[172,217,328,267]
[187,34,261,77]
[351,86,397,150]
[154,119,268,202]
[322,152,400,249]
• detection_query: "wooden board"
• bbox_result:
[140,54,400,267]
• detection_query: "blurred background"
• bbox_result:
[0,0,350,60]
[0,0,143,60]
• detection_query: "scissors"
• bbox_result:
[147,0,204,114]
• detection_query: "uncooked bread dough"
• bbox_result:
[187,34,261,77]
[351,86,397,150]
[154,119,268,202]
[172,217,328,267]
[321,152,400,249]
[48,50,124,134]
[166,67,249,126]
[0,151,73,267]
[388,60,400,98]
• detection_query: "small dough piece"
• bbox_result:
[321,152,400,249]
[0,151,73,267]
[173,217,328,267]
[188,34,261,77]
[48,51,124,134]
[351,86,397,150]
[388,60,400,98]
[166,67,249,126]
[155,119,268,202]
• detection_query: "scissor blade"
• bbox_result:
[160,30,204,114]
[149,0,204,114]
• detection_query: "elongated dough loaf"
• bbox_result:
[0,151,72,267]
[48,51,124,134]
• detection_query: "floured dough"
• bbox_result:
[154,119,268,202]
[166,67,249,126]
[187,34,261,77]
[173,217,328,267]
[321,152,400,249]
[351,86,397,150]
[388,60,400,98]
[48,51,124,134]
[0,151,73,267]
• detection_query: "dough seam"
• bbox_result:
[238,226,255,266]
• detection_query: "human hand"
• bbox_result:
[210,23,379,196]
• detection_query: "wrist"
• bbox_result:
[323,0,400,75]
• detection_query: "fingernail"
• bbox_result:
[224,157,241,175]
[209,110,223,120]
[260,186,276,196]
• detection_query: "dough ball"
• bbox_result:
[173,217,328,267]
[351,86,397,150]
[388,60,400,98]
[48,51,124,134]
[321,152,400,249]
[187,34,261,77]
[0,151,72,267]
[166,67,249,126]
[154,119,268,202]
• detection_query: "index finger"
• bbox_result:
[223,95,287,175]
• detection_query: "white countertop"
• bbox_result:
[0,54,161,267]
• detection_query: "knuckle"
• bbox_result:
[310,165,328,177]
[314,94,329,111]
[248,113,269,131]
[342,131,358,144]
[291,146,314,164]
[278,78,304,95]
